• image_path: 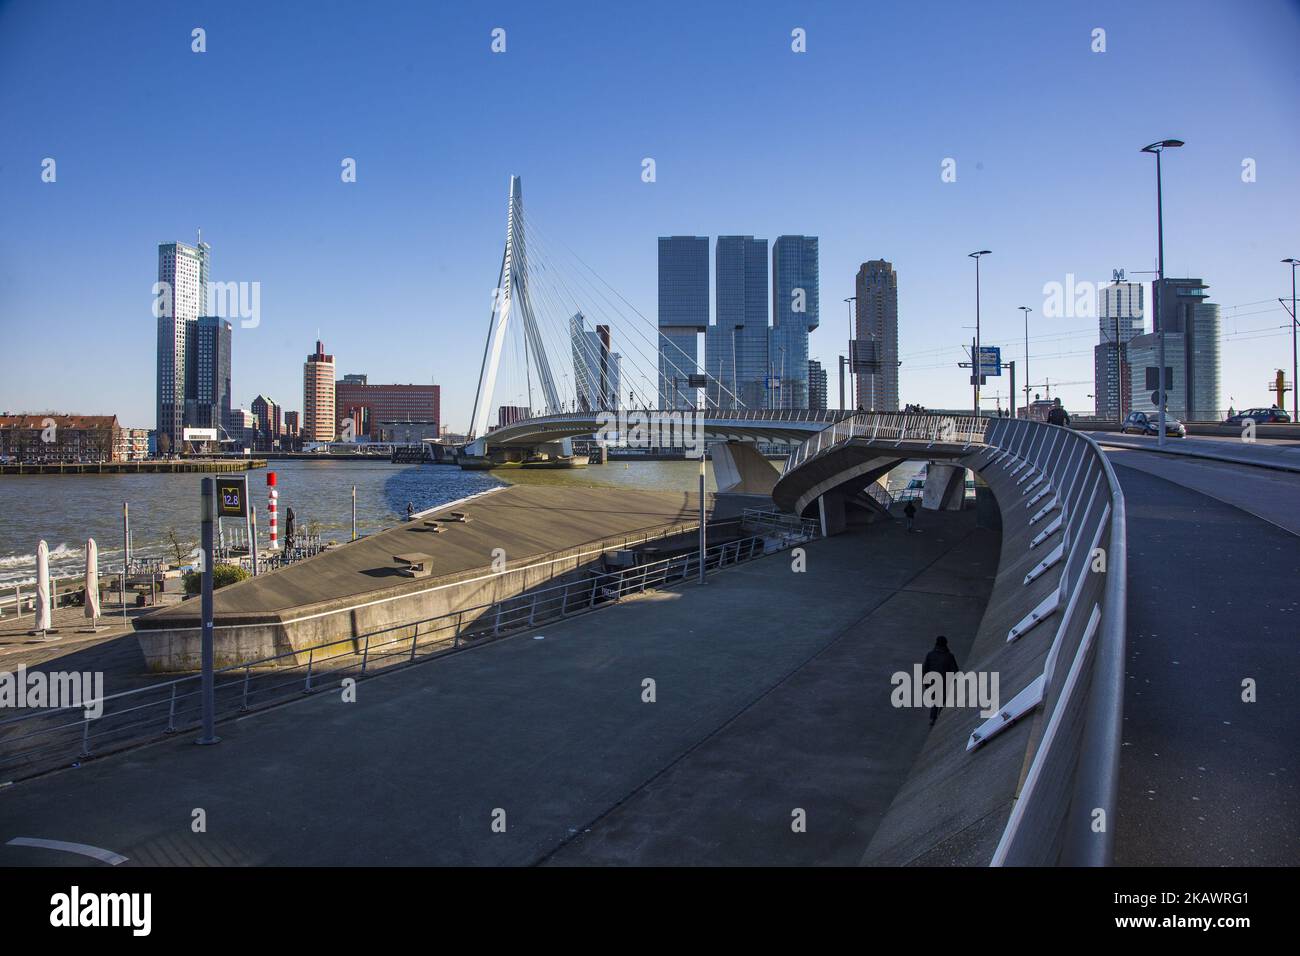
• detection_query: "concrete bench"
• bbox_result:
[393,552,434,578]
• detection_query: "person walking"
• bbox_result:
[903,499,917,533]
[284,507,296,552]
[1046,398,1071,427]
[922,636,960,727]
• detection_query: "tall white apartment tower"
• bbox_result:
[155,234,210,449]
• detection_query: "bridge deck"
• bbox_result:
[0,509,997,866]
[1106,450,1300,865]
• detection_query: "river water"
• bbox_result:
[0,458,924,586]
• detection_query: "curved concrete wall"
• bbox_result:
[775,414,1126,866]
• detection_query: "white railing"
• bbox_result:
[780,413,1126,867]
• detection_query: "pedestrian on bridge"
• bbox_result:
[923,636,959,727]
[903,499,917,532]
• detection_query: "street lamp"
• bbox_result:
[1284,258,1298,421]
[969,251,992,417]
[1018,306,1032,418]
[1141,139,1183,447]
[844,296,857,409]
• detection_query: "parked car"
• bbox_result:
[1224,407,1291,425]
[1121,411,1186,437]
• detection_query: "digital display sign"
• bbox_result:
[216,476,249,518]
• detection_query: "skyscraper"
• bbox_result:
[187,315,232,434]
[853,260,899,411]
[710,236,769,409]
[1093,281,1145,420]
[155,236,210,449]
[808,359,828,411]
[657,237,708,408]
[1131,278,1221,420]
[771,236,819,409]
[570,312,616,411]
[303,340,336,441]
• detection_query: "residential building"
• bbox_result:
[250,395,282,452]
[0,414,125,462]
[303,340,336,442]
[155,236,210,449]
[854,260,900,411]
[808,359,828,411]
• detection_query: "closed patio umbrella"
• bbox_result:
[34,539,52,635]
[84,537,101,630]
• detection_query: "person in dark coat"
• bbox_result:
[903,499,917,532]
[922,635,959,726]
[284,507,296,551]
[1046,398,1071,427]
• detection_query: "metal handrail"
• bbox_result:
[0,521,818,780]
[781,412,1126,866]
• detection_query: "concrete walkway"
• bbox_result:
[0,509,997,867]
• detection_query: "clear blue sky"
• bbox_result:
[2,0,1298,428]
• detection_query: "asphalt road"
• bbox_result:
[1108,457,1299,865]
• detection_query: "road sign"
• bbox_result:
[851,339,879,373]
[687,374,707,389]
[978,346,1001,376]
[215,475,249,519]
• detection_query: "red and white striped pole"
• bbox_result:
[267,471,279,550]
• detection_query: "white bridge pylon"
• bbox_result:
[470,176,559,439]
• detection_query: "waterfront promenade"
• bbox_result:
[141,484,705,623]
[0,508,997,866]
[0,459,266,476]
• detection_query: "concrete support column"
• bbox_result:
[818,490,847,536]
[711,440,780,496]
[921,461,967,511]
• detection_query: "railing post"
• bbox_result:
[528,593,539,626]
[589,578,600,607]
[166,682,178,733]
[80,715,92,759]
[413,621,423,658]
[493,603,503,635]
[559,583,571,616]
[360,631,371,675]
[304,647,314,693]
[240,666,251,711]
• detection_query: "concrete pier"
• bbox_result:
[135,485,712,670]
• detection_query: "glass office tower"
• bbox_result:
[771,236,819,409]
[657,237,708,408]
[711,236,769,410]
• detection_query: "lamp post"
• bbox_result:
[1284,258,1299,421]
[1018,306,1032,418]
[844,296,857,409]
[968,251,992,417]
[1141,139,1183,447]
